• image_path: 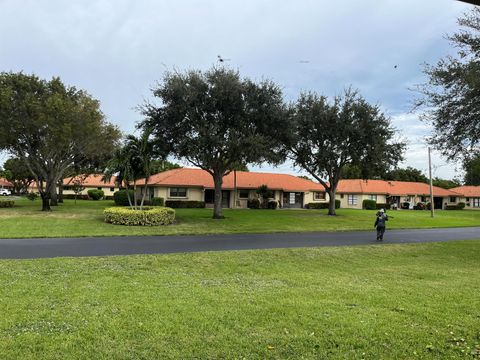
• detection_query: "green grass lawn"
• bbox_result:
[0,198,479,238]
[0,241,479,359]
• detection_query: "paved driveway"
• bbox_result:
[0,227,479,259]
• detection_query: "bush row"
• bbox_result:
[305,200,341,209]
[165,200,205,208]
[87,189,104,200]
[362,199,376,210]
[104,207,175,226]
[445,202,465,210]
[0,200,14,208]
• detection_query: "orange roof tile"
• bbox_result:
[0,178,13,187]
[139,168,326,192]
[63,174,118,188]
[337,179,462,197]
[451,186,480,197]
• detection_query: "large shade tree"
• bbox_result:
[414,8,480,161]
[141,67,286,219]
[284,89,405,215]
[464,154,480,185]
[0,72,121,211]
[2,157,35,194]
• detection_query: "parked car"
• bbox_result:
[0,189,12,196]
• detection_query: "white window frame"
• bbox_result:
[314,192,326,200]
[238,189,250,199]
[347,194,358,205]
[368,194,377,201]
[473,198,480,208]
[169,187,187,198]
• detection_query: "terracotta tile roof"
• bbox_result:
[0,178,13,187]
[336,179,462,197]
[63,174,118,188]
[450,185,480,197]
[139,168,326,192]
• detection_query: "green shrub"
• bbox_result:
[87,189,104,200]
[104,207,175,226]
[0,200,14,208]
[362,199,377,210]
[26,192,38,201]
[445,204,464,210]
[306,202,329,209]
[457,202,466,209]
[335,199,341,209]
[165,200,205,208]
[151,197,164,206]
[306,200,340,209]
[400,202,410,210]
[113,190,135,206]
[247,198,260,209]
[267,200,278,209]
[376,203,391,210]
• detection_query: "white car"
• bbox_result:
[0,189,11,196]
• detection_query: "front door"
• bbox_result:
[282,192,303,208]
[205,189,230,208]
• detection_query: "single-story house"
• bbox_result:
[0,178,13,190]
[62,174,120,197]
[450,185,480,210]
[137,168,465,210]
[137,168,327,209]
[334,179,462,210]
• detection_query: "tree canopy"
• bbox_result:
[384,166,428,183]
[2,157,35,194]
[0,72,121,210]
[284,89,404,215]
[141,67,286,218]
[464,155,480,185]
[414,8,480,161]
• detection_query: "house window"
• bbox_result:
[238,190,249,199]
[340,194,344,199]
[110,187,115,192]
[473,198,480,208]
[450,197,456,203]
[466,197,470,202]
[421,196,427,202]
[64,186,71,191]
[347,195,358,205]
[314,192,326,200]
[368,194,377,201]
[97,187,102,190]
[169,187,187,197]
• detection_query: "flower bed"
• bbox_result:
[104,207,175,226]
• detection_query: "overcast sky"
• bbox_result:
[0,0,472,179]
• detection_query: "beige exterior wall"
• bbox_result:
[458,196,480,210]
[151,186,204,202]
[61,185,119,196]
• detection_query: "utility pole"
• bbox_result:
[428,147,434,218]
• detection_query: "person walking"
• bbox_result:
[374,208,389,241]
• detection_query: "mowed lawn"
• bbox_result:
[0,241,479,359]
[0,198,479,238]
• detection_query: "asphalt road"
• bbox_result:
[0,227,479,259]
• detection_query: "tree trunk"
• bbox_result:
[41,193,51,211]
[213,173,224,219]
[140,176,149,210]
[50,186,58,206]
[327,188,337,216]
[58,182,64,203]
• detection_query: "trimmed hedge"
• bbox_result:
[113,190,135,206]
[0,200,14,208]
[165,200,205,208]
[247,199,260,209]
[88,189,104,200]
[151,197,165,206]
[446,204,464,210]
[305,200,340,209]
[63,194,89,200]
[457,202,466,209]
[362,199,376,210]
[26,192,38,201]
[104,207,175,226]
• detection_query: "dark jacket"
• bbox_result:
[374,214,389,228]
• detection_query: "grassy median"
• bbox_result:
[0,241,479,359]
[0,198,479,238]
